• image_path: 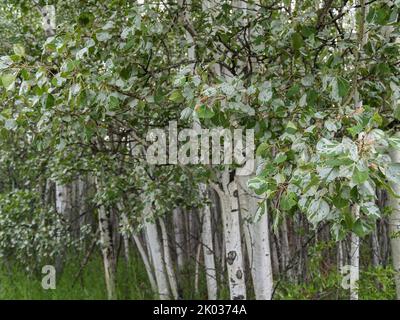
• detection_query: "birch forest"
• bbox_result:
[1,0,400,301]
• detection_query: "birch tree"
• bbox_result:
[1,0,400,301]
[143,202,171,300]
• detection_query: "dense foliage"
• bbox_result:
[0,0,400,300]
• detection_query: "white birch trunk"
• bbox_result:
[281,217,290,278]
[194,243,202,297]
[338,240,344,272]
[350,205,360,300]
[388,148,400,299]
[143,203,171,300]
[159,217,179,300]
[178,0,218,299]
[237,173,273,300]
[234,0,274,299]
[94,177,117,300]
[212,170,246,300]
[200,191,218,299]
[55,182,71,274]
[347,0,366,301]
[98,203,117,300]
[55,183,69,218]
[116,202,131,264]
[132,233,158,295]
[173,208,186,271]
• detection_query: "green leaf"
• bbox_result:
[62,59,78,73]
[1,73,16,91]
[367,6,390,25]
[180,107,193,120]
[325,157,353,167]
[13,44,25,57]
[109,96,120,109]
[286,84,300,98]
[371,112,383,126]
[316,138,340,156]
[169,90,184,103]
[375,62,391,76]
[301,26,316,38]
[0,56,12,70]
[274,152,287,164]
[324,119,339,132]
[4,119,17,130]
[291,32,304,50]
[286,121,297,134]
[258,81,272,104]
[46,94,55,108]
[388,136,400,150]
[352,167,369,185]
[96,32,112,42]
[361,202,380,219]
[352,219,373,237]
[248,177,268,195]
[307,198,330,227]
[196,104,215,119]
[256,143,269,157]
[280,191,297,211]
[394,106,400,121]
[337,77,350,98]
[332,195,348,209]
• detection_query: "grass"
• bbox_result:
[0,251,396,299]
[0,253,154,300]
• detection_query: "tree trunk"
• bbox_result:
[159,217,178,299]
[371,229,380,267]
[55,182,71,274]
[131,233,158,296]
[236,174,273,299]
[98,204,117,300]
[350,205,360,301]
[388,148,400,299]
[212,170,246,300]
[143,202,171,300]
[281,216,291,279]
[173,207,186,271]
[200,189,218,300]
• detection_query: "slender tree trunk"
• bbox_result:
[173,207,186,271]
[77,176,88,239]
[270,224,280,276]
[281,217,291,278]
[116,203,131,264]
[132,233,158,295]
[94,177,117,300]
[347,0,366,301]
[143,203,171,300]
[388,148,400,299]
[338,240,344,272]
[371,229,380,267]
[159,217,178,300]
[200,190,218,300]
[350,205,360,301]
[194,243,202,297]
[98,204,117,300]
[178,0,218,299]
[212,170,246,300]
[55,182,71,274]
[236,174,273,299]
